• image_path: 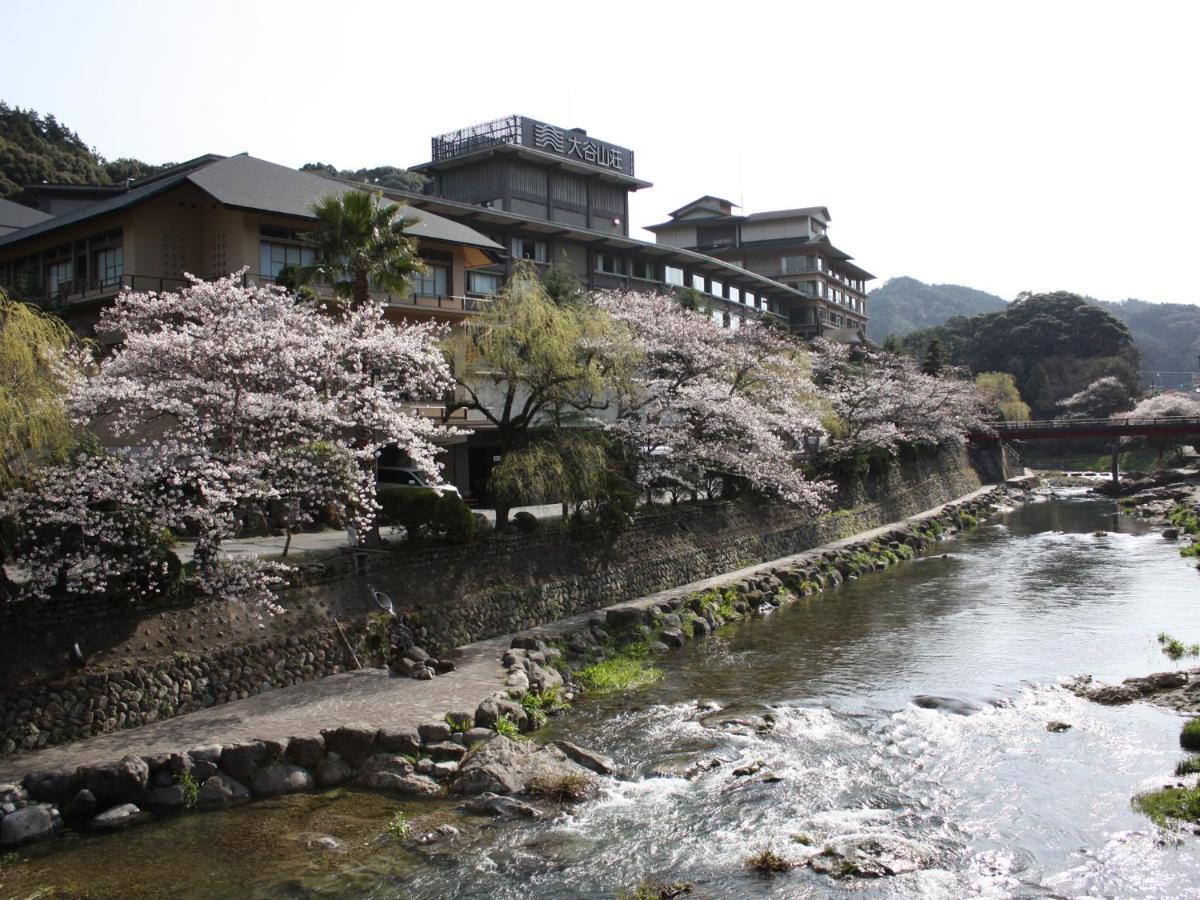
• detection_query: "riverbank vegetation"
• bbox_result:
[576,643,664,693]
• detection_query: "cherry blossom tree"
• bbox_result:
[594,290,830,511]
[810,339,990,461]
[65,271,454,608]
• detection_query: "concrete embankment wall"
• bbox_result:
[0,445,984,756]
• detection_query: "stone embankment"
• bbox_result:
[0,481,1021,851]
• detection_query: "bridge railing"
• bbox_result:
[988,416,1200,432]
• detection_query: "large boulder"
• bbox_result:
[0,805,56,847]
[197,774,250,811]
[219,742,268,782]
[606,607,646,630]
[321,724,378,768]
[458,791,542,819]
[808,834,932,878]
[474,696,528,731]
[89,803,151,833]
[251,764,314,798]
[315,753,354,788]
[84,755,149,806]
[144,784,188,811]
[378,726,422,756]
[357,754,439,795]
[23,769,81,805]
[449,735,594,797]
[286,735,326,770]
[528,662,564,694]
[1087,684,1142,705]
[551,740,618,776]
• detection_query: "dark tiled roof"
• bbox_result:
[0,198,54,236]
[0,154,502,253]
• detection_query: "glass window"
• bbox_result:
[95,247,123,286]
[512,237,548,262]
[745,292,756,308]
[710,280,723,298]
[664,266,684,287]
[413,265,449,297]
[45,259,73,295]
[692,273,705,291]
[729,286,741,304]
[467,270,502,295]
[632,259,656,280]
[596,254,626,275]
[710,308,723,327]
[260,241,315,279]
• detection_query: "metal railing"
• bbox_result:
[975,415,1200,441]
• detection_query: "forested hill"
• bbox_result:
[870,276,1200,386]
[866,277,1007,341]
[0,101,426,208]
[0,103,169,203]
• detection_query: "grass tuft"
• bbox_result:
[1134,784,1200,827]
[528,772,595,803]
[576,643,663,694]
[745,847,795,874]
[1182,719,1200,751]
[385,811,411,838]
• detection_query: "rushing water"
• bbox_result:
[8,490,1200,899]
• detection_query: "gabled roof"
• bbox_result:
[745,206,830,223]
[666,195,739,219]
[0,154,502,254]
[0,198,53,236]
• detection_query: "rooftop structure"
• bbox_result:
[649,196,875,338]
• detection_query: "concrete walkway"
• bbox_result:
[0,482,1008,784]
[174,503,565,563]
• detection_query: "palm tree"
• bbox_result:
[305,189,425,308]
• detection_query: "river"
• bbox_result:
[7,489,1200,898]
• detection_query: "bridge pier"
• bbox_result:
[1111,441,1120,487]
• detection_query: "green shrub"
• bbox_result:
[1175,757,1200,777]
[176,772,200,809]
[1181,719,1200,751]
[494,714,523,739]
[512,510,540,534]
[1134,784,1200,826]
[385,811,411,838]
[745,848,794,873]
[377,487,475,544]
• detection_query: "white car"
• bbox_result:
[377,466,462,499]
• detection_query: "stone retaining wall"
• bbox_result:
[0,482,1018,851]
[0,446,982,758]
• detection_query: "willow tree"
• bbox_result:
[0,290,80,487]
[444,264,620,528]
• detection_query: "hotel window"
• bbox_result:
[745,292,756,308]
[709,279,723,298]
[596,253,626,275]
[711,308,724,327]
[632,259,656,281]
[95,246,124,287]
[664,265,684,287]
[467,271,503,295]
[512,237,548,262]
[729,286,741,304]
[413,265,449,297]
[691,273,706,292]
[45,259,73,295]
[260,241,316,279]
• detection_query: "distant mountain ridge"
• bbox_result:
[868,277,1200,389]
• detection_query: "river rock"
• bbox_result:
[190,744,223,765]
[808,834,931,878]
[659,628,686,648]
[286,735,326,770]
[528,662,564,694]
[197,773,250,810]
[1046,721,1072,733]
[23,769,81,805]
[474,696,528,731]
[67,789,97,819]
[378,725,422,756]
[464,727,495,747]
[419,721,453,743]
[416,824,461,844]
[90,803,151,832]
[220,741,268,781]
[432,760,460,779]
[551,740,618,775]
[425,741,468,762]
[458,791,542,819]
[444,711,475,733]
[85,755,149,806]
[450,735,593,796]
[316,753,354,788]
[251,764,314,798]
[606,607,646,630]
[321,724,378,767]
[0,804,56,847]
[145,784,187,810]
[1087,684,1142,704]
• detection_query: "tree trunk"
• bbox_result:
[352,273,370,309]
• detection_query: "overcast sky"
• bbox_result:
[3,0,1198,304]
